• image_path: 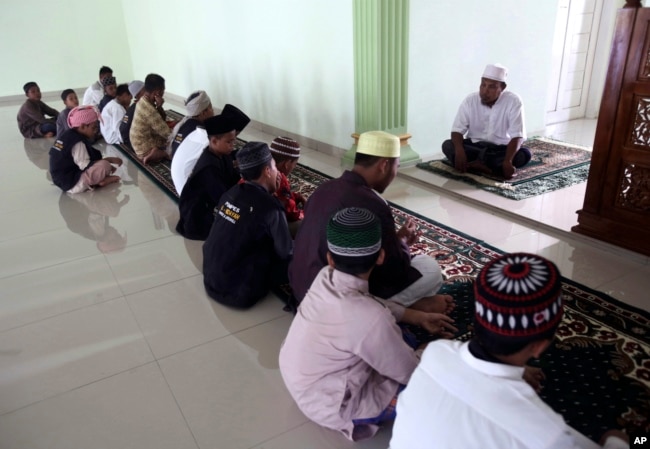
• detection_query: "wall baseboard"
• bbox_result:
[165,92,346,158]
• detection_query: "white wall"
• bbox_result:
[408,0,560,158]
[0,0,630,157]
[121,0,355,150]
[0,0,133,98]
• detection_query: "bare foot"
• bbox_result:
[142,148,170,165]
[410,294,455,314]
[98,175,120,187]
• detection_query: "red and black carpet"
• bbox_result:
[111,131,649,443]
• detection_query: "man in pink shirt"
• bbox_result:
[279,207,457,441]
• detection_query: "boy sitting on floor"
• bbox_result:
[119,80,144,147]
[279,207,457,441]
[129,73,171,164]
[389,252,628,449]
[49,106,123,193]
[202,141,293,308]
[17,82,58,138]
[176,114,239,240]
[98,76,117,112]
[56,89,79,138]
[269,136,306,237]
[100,83,132,144]
[171,103,250,195]
[82,65,113,106]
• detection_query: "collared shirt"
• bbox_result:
[289,170,421,302]
[390,341,627,449]
[451,90,526,145]
[100,100,127,144]
[170,127,208,194]
[82,81,103,106]
[16,100,58,138]
[279,266,418,441]
[129,97,170,157]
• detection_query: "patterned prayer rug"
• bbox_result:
[415,137,592,200]
[112,123,648,441]
[290,164,650,442]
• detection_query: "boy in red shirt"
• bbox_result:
[269,136,306,236]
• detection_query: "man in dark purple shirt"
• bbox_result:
[290,131,455,327]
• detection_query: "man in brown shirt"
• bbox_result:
[129,73,171,164]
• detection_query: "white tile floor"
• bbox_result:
[0,100,647,449]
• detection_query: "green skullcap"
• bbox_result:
[327,207,382,257]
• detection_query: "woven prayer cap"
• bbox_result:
[101,76,116,87]
[236,141,272,170]
[270,136,300,158]
[356,130,400,158]
[327,207,382,257]
[474,253,563,338]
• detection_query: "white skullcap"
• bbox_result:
[128,80,144,97]
[356,131,400,158]
[482,63,508,82]
[185,91,212,117]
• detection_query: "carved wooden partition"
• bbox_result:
[573,1,650,256]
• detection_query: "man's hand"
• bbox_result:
[523,365,545,392]
[402,309,458,339]
[397,218,419,246]
[502,160,516,179]
[294,192,306,206]
[454,151,468,172]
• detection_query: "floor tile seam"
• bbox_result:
[153,311,290,364]
[0,291,126,335]
[152,357,202,449]
[116,271,202,299]
[244,419,312,449]
[0,359,159,418]
[0,252,109,282]
[0,294,134,340]
[396,170,650,265]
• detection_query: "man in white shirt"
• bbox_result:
[390,253,629,449]
[442,63,531,180]
[171,103,250,194]
[100,84,133,144]
[82,66,113,107]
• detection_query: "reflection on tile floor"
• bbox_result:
[0,101,647,449]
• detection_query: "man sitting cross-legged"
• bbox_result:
[171,103,250,195]
[176,113,239,240]
[280,207,457,441]
[129,73,171,164]
[167,90,213,156]
[290,130,455,330]
[49,106,123,193]
[202,141,293,309]
[441,63,531,180]
[390,253,629,449]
